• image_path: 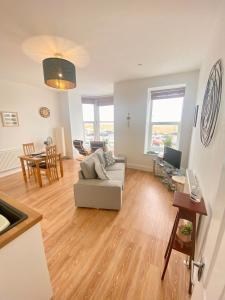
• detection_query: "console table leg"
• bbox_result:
[189,215,196,294]
[164,211,179,259]
[162,212,180,280]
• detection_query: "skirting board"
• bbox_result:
[0,162,153,176]
[127,163,153,172]
[0,167,21,178]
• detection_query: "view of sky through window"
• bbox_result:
[152,97,183,122]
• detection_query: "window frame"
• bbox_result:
[144,85,185,154]
[82,102,114,149]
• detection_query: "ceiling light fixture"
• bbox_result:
[42,57,76,90]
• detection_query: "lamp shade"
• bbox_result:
[42,57,76,90]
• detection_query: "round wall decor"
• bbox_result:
[200,59,222,147]
[39,107,50,118]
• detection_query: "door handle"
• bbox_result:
[191,260,205,286]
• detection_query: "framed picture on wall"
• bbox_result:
[193,105,199,127]
[1,112,19,127]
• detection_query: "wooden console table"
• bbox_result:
[161,192,207,294]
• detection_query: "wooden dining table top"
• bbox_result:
[18,152,61,161]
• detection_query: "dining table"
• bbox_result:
[18,152,63,188]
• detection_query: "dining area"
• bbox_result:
[19,143,63,188]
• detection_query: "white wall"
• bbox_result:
[0,80,63,150]
[68,90,84,142]
[114,70,199,171]
[57,92,74,158]
[188,5,225,209]
[0,80,75,175]
[189,4,225,299]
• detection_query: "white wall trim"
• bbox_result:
[0,167,21,178]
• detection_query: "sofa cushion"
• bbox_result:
[106,170,124,183]
[104,151,115,167]
[95,160,109,180]
[95,148,106,167]
[105,163,125,172]
[80,153,99,179]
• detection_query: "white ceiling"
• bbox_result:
[0,0,221,95]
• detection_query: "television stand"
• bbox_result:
[153,157,184,191]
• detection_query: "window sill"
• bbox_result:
[144,150,164,158]
[144,151,158,157]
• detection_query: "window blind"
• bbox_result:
[151,87,185,100]
[81,96,113,106]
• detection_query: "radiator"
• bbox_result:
[0,148,22,173]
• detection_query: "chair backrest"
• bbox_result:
[46,145,59,183]
[23,143,35,155]
[73,140,87,156]
[90,141,106,153]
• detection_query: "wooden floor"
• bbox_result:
[0,160,190,300]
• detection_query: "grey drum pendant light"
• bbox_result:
[42,57,76,90]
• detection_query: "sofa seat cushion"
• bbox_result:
[106,169,124,182]
[95,160,109,180]
[80,153,98,179]
[105,163,125,172]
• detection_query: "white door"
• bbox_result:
[192,164,225,300]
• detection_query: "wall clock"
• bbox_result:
[200,59,222,147]
[39,107,50,118]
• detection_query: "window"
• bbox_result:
[99,105,114,150]
[145,87,185,154]
[82,104,95,145]
[82,98,114,150]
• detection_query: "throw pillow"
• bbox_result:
[95,160,110,180]
[95,148,106,167]
[104,151,115,167]
[80,154,98,179]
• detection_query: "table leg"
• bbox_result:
[161,211,180,280]
[20,158,27,183]
[35,161,42,187]
[164,211,179,258]
[189,215,196,294]
[59,154,63,177]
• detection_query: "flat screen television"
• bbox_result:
[163,146,182,169]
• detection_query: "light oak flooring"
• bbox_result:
[0,160,190,300]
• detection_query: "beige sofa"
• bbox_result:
[74,149,125,210]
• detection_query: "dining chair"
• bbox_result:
[22,143,36,178]
[38,145,59,184]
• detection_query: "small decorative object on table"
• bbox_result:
[44,136,53,146]
[172,175,185,192]
[176,220,193,248]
